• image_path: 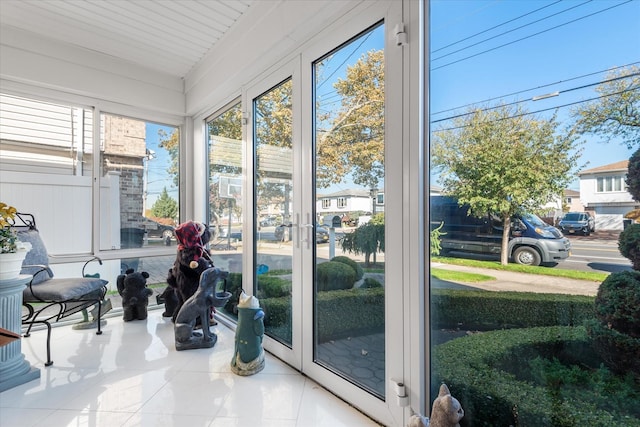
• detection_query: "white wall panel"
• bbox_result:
[0,27,185,116]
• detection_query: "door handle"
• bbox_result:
[300,214,313,249]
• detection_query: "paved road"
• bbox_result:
[559,231,632,273]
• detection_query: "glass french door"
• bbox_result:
[250,63,301,367]
[311,21,386,396]
[254,77,296,348]
[249,2,403,425]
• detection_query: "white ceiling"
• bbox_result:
[0,0,254,80]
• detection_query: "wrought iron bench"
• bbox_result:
[11,213,110,366]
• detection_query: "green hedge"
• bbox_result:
[256,275,291,298]
[433,326,639,426]
[431,289,595,330]
[261,294,292,339]
[259,288,593,343]
[261,287,384,342]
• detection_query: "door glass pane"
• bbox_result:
[254,79,294,346]
[207,102,244,321]
[430,1,639,425]
[313,22,385,398]
[99,113,180,272]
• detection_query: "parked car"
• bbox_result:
[259,216,278,226]
[315,224,329,243]
[141,218,175,240]
[275,223,329,243]
[558,212,595,235]
[274,223,290,241]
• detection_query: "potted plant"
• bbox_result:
[0,202,31,281]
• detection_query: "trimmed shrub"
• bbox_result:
[316,261,356,291]
[433,326,640,426]
[261,287,384,342]
[260,295,291,333]
[587,270,640,377]
[256,275,290,298]
[331,255,364,280]
[431,289,594,330]
[316,287,384,341]
[360,277,383,288]
[619,224,640,270]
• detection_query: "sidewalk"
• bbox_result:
[565,229,621,242]
[431,263,601,296]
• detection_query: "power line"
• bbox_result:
[316,31,372,90]
[431,86,639,132]
[431,71,640,123]
[432,0,590,60]
[432,0,563,54]
[431,62,640,116]
[431,0,633,71]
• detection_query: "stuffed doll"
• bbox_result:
[168,221,215,322]
[117,268,153,321]
[230,291,265,376]
[407,384,464,427]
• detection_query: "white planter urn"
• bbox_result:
[0,243,31,281]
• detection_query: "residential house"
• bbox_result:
[316,188,384,224]
[563,189,583,212]
[579,160,638,230]
[540,189,584,225]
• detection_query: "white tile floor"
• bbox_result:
[0,308,381,427]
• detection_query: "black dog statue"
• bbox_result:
[174,267,229,351]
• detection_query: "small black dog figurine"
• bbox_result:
[174,267,229,351]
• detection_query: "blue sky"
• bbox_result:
[430,0,640,189]
[144,123,178,208]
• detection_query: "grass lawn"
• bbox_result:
[432,256,608,282]
[431,267,495,283]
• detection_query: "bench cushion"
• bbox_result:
[23,277,108,301]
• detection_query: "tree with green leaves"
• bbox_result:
[205,50,385,227]
[151,187,178,220]
[627,148,640,202]
[316,50,384,190]
[341,213,384,267]
[570,65,640,149]
[432,104,583,265]
[430,222,446,256]
[624,148,640,224]
[206,50,385,193]
[158,128,179,187]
